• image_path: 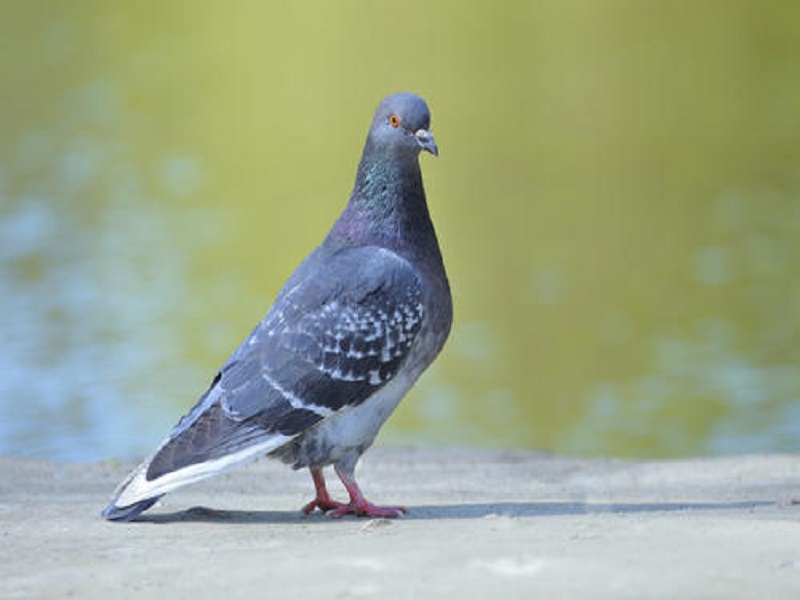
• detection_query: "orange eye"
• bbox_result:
[389,114,401,128]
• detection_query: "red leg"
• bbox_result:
[326,464,406,519]
[301,467,346,514]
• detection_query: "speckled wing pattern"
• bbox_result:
[144,246,424,480]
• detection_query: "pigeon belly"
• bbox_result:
[272,368,416,470]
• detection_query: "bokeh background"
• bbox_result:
[2,1,800,462]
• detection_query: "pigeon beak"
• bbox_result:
[415,129,439,157]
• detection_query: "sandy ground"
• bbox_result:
[1,447,800,599]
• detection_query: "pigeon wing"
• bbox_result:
[142,246,424,482]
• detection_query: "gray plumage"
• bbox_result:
[102,92,451,521]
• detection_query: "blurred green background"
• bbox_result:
[2,1,799,462]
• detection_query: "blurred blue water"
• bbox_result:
[3,2,800,462]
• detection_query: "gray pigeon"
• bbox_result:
[102,92,452,521]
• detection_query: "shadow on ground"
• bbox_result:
[134,500,774,525]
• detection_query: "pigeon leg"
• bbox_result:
[301,467,346,514]
[326,463,406,518]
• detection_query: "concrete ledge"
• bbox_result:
[2,447,799,598]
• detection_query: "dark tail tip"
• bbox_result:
[101,496,163,522]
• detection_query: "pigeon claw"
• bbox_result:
[327,500,407,519]
[301,497,347,515]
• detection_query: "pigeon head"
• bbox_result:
[367,93,438,158]
[334,92,439,245]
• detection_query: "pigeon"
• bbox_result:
[102,92,452,521]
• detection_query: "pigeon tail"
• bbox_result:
[100,431,292,521]
[101,496,162,522]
